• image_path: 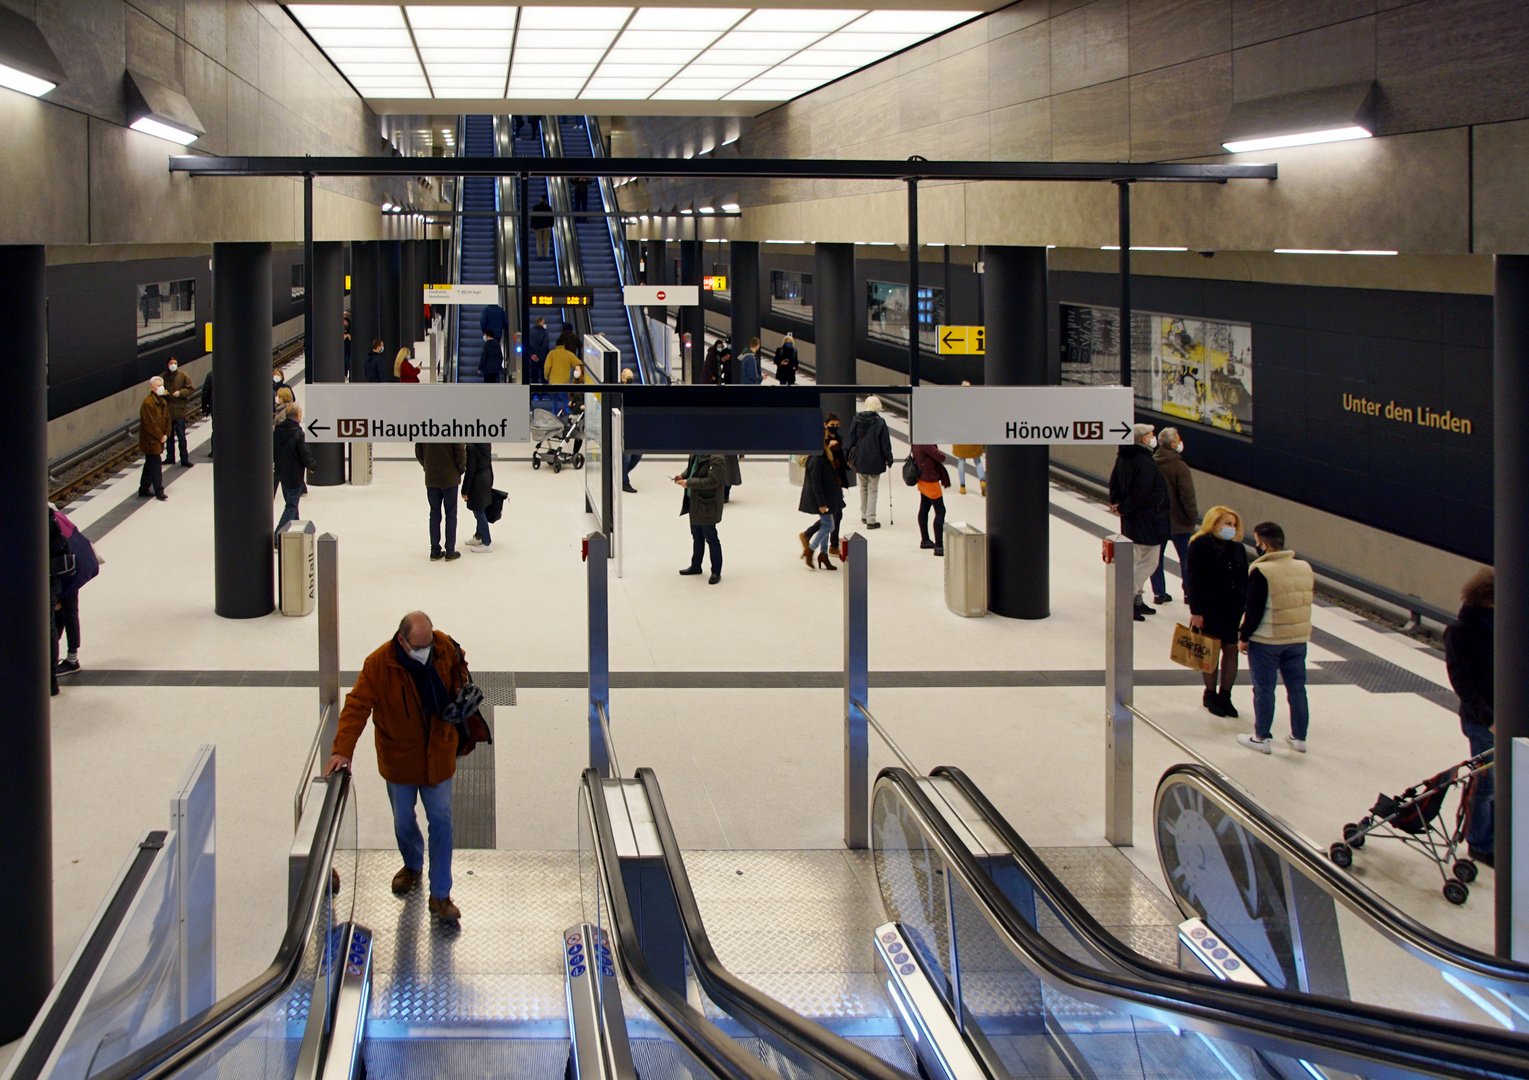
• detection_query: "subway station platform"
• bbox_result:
[38,355,1484,1023]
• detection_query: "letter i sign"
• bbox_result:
[972,327,984,354]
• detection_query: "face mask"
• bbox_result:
[274,373,283,383]
[1217,525,1236,541]
[153,385,166,396]
[167,363,177,372]
[406,644,431,664]
[1147,436,1158,449]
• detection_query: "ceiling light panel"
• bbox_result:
[513,28,620,48]
[322,46,426,64]
[512,62,596,77]
[518,6,631,28]
[714,30,828,49]
[627,7,746,29]
[583,76,667,88]
[681,61,769,76]
[307,27,413,47]
[507,77,588,88]
[733,8,864,31]
[423,62,510,76]
[288,5,404,28]
[580,86,659,98]
[767,64,854,79]
[724,87,789,99]
[843,10,977,32]
[511,47,609,63]
[664,74,751,88]
[412,29,515,47]
[404,5,517,28]
[429,75,509,87]
[596,63,683,77]
[692,48,796,65]
[417,47,514,64]
[815,31,928,50]
[650,87,725,99]
[614,29,723,50]
[603,47,703,64]
[792,48,880,66]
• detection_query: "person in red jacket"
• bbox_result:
[911,444,950,556]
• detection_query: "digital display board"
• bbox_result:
[529,288,595,307]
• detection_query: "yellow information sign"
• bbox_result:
[937,325,985,355]
[703,275,727,291]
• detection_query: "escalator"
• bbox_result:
[454,113,498,383]
[511,116,576,338]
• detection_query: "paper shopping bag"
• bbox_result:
[1170,623,1221,673]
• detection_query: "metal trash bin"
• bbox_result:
[788,455,805,487]
[278,520,316,617]
[348,441,372,485]
[943,521,987,617]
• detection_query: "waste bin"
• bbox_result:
[788,455,805,487]
[278,520,316,617]
[348,441,372,485]
[943,521,987,617]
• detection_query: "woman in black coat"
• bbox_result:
[1184,505,1249,717]
[462,443,496,552]
[1444,568,1495,863]
[797,434,845,571]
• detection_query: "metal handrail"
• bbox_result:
[293,701,336,828]
[852,698,919,774]
[594,699,621,779]
[541,116,591,339]
[898,766,1529,1080]
[584,116,660,384]
[445,114,466,382]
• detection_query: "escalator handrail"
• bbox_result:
[636,768,920,1080]
[583,116,660,384]
[87,771,354,1080]
[446,114,466,382]
[880,767,1529,1080]
[1155,762,1529,993]
[581,769,782,1080]
[541,116,592,340]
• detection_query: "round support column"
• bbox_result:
[730,240,761,354]
[379,240,402,376]
[813,242,856,423]
[351,240,380,364]
[310,241,346,485]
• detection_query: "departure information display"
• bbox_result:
[529,288,595,306]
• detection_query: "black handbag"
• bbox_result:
[901,455,920,486]
[486,488,508,523]
[443,640,492,756]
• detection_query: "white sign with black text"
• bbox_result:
[423,284,498,305]
[623,285,699,306]
[304,383,531,443]
[911,385,1136,445]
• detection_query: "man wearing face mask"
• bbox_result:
[161,356,194,467]
[138,376,170,500]
[1236,522,1314,754]
[1150,427,1197,605]
[1107,423,1170,621]
[327,611,469,923]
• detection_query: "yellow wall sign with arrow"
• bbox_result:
[937,325,985,355]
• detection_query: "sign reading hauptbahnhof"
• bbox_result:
[912,386,1136,445]
[304,384,532,443]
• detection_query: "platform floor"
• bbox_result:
[39,358,1486,1017]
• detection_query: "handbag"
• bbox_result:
[486,488,508,523]
[901,455,920,486]
[442,639,493,756]
[1170,623,1221,674]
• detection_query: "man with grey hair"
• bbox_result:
[1151,426,1198,605]
[327,611,471,923]
[1108,422,1170,621]
[138,375,170,500]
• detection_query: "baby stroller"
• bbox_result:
[530,403,584,473]
[1328,748,1493,905]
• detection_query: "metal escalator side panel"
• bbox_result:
[541,115,591,338]
[583,116,659,384]
[566,922,639,1080]
[874,924,990,1080]
[311,923,371,1080]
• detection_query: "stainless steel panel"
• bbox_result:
[942,522,987,617]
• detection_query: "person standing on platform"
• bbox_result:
[532,198,554,258]
[51,505,99,680]
[675,452,725,584]
[364,338,387,382]
[343,311,352,380]
[1236,522,1314,755]
[1445,568,1496,866]
[1151,427,1199,606]
[846,396,893,529]
[273,404,317,541]
[774,332,799,385]
[527,317,551,384]
[716,342,734,385]
[200,367,213,459]
[570,176,591,213]
[138,376,170,501]
[272,367,290,406]
[543,332,578,386]
[798,432,846,571]
[417,442,466,561]
[462,442,496,553]
[620,369,642,493]
[1183,506,1249,718]
[479,332,504,383]
[479,302,508,343]
[1108,424,1170,621]
[911,443,950,556]
[161,357,194,467]
[326,611,468,924]
[396,347,420,383]
[736,337,762,385]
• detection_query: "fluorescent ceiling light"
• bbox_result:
[0,62,57,97]
[130,116,199,144]
[584,76,667,88]
[413,29,515,47]
[430,76,510,88]
[766,64,854,79]
[725,87,789,99]
[1274,248,1397,255]
[604,48,703,64]
[404,5,518,29]
[320,47,422,63]
[598,63,683,77]
[514,28,619,48]
[628,7,746,29]
[580,86,657,98]
[418,48,512,64]
[790,49,880,66]
[764,240,802,244]
[721,203,740,211]
[1223,125,1371,153]
[424,63,510,77]
[616,29,722,49]
[816,31,926,50]
[735,9,864,31]
[715,30,828,49]
[359,87,433,97]
[508,80,588,90]
[519,6,631,28]
[844,10,976,32]
[1099,245,1188,251]
[125,69,204,144]
[680,208,692,214]
[288,4,404,28]
[663,77,749,89]
[512,48,609,64]
[308,27,413,48]
[513,63,595,78]
[693,49,794,66]
[698,206,715,213]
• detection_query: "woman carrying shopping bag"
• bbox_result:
[1183,505,1249,718]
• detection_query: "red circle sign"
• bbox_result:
[656,290,666,300]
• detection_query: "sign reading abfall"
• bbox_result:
[304,383,532,443]
[623,284,700,306]
[911,386,1136,445]
[423,283,498,305]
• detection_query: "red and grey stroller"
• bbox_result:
[1328,748,1493,905]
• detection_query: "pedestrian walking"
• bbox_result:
[364,338,387,382]
[675,453,725,583]
[1444,567,1495,866]
[910,443,951,555]
[1236,522,1315,754]
[774,333,799,384]
[846,396,893,528]
[274,404,318,540]
[1108,424,1170,620]
[570,176,591,212]
[1183,506,1249,718]
[798,432,846,571]
[417,442,466,561]
[138,376,170,500]
[1151,427,1199,605]
[462,442,496,553]
[51,506,99,679]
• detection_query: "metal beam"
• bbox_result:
[169,155,1277,183]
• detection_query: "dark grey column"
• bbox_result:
[647,239,668,325]
[1495,254,1529,956]
[679,238,705,371]
[0,246,51,1041]
[730,240,760,355]
[984,246,1050,620]
[814,242,856,422]
[213,243,275,618]
[379,239,402,376]
[351,241,380,363]
[405,239,425,345]
[310,242,346,485]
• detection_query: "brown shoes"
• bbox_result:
[802,546,815,569]
[428,895,461,922]
[392,867,422,895]
[818,553,838,571]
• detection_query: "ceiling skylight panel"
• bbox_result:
[842,10,978,33]
[507,77,588,89]
[724,87,791,99]
[404,5,518,28]
[418,47,513,64]
[518,6,632,28]
[307,27,413,48]
[513,28,620,49]
[412,29,515,47]
[693,48,797,65]
[323,46,423,64]
[733,9,864,31]
[627,7,746,30]
[580,86,657,98]
[661,76,749,89]
[353,86,434,97]
[423,62,509,77]
[790,48,881,66]
[429,77,510,89]
[814,31,927,50]
[512,61,596,77]
[613,29,723,50]
[713,30,829,50]
[288,5,404,28]
[596,62,683,77]
[650,86,727,99]
[603,47,703,64]
[583,75,668,88]
[767,63,856,79]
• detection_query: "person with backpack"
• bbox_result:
[51,505,100,679]
[910,443,951,556]
[846,396,894,528]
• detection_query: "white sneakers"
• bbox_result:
[1236,733,1308,754]
[1286,736,1307,753]
[469,542,494,554]
[464,536,483,547]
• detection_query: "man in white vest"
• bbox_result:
[1236,522,1314,754]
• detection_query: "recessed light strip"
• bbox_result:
[575,8,639,100]
[1223,126,1370,154]
[398,5,434,98]
[1274,248,1397,255]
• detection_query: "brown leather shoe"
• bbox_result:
[802,547,815,569]
[818,553,838,571]
[391,867,422,895]
[428,894,461,922]
[797,531,810,557]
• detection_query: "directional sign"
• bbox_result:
[702,275,727,291]
[623,285,700,306]
[304,383,531,443]
[911,386,1135,445]
[937,326,985,355]
[424,283,498,305]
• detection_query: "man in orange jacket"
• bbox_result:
[327,611,468,923]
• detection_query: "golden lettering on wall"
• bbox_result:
[1341,393,1473,434]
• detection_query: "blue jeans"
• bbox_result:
[387,778,454,898]
[956,455,984,488]
[810,511,834,553]
[623,453,642,487]
[1150,532,1192,599]
[275,480,302,537]
[1462,719,1494,853]
[427,485,458,554]
[472,508,491,545]
[1248,641,1309,741]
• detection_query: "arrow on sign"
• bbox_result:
[1110,422,1132,438]
[941,329,961,350]
[307,420,331,437]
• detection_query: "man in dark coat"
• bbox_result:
[1445,568,1495,865]
[846,395,894,528]
[1108,423,1170,620]
[479,332,504,383]
[478,303,509,342]
[417,443,467,560]
[364,340,387,383]
[1151,426,1199,605]
[526,317,551,384]
[274,404,318,539]
[532,199,554,258]
[138,376,170,500]
[674,453,725,583]
[161,357,194,466]
[462,443,496,552]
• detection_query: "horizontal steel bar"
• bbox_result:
[170,155,1278,183]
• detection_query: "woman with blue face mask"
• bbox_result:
[1183,505,1250,718]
